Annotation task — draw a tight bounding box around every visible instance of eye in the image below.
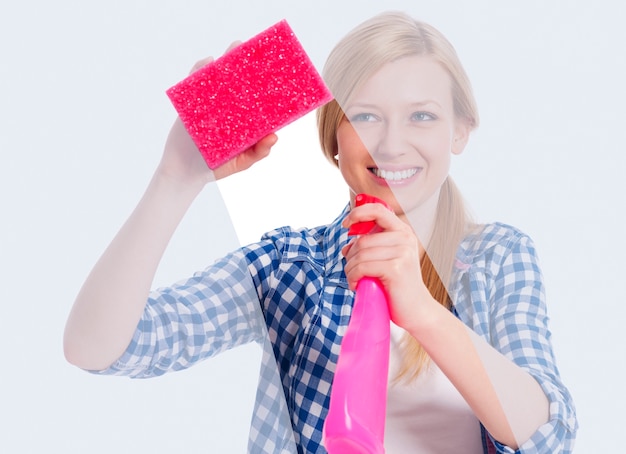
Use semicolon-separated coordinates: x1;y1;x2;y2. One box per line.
411;111;437;121
349;112;379;122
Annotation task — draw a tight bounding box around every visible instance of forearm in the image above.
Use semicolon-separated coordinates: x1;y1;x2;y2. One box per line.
64;171;204;371
409;301;549;449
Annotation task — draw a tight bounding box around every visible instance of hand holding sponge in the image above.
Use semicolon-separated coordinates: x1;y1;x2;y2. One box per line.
167;20;333;169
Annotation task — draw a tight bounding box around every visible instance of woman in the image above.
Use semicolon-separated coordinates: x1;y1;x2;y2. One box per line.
64;11;577;453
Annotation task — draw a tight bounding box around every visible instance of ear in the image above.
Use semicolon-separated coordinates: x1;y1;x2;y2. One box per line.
451;119;471;155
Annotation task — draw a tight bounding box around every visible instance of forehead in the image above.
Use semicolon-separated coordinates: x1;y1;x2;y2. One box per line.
348;56;453;108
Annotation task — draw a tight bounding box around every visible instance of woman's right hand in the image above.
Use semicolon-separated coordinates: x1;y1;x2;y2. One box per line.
158;50;278;188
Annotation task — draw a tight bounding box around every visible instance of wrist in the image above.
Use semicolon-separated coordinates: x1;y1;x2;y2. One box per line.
153;163;208;197
141;169;206;220
402;292;450;343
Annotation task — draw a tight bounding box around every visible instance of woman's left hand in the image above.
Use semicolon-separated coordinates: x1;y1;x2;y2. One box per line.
341;202;437;332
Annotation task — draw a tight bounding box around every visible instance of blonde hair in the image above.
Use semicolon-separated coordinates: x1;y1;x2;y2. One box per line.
316;11;479;381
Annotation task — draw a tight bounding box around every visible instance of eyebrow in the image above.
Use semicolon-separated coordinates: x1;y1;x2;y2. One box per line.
347;100;443;109
408;100;443;109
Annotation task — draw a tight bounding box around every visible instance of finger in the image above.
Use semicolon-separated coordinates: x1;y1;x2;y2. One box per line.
343;202;400;231
225;40;242;53
345;244;414;278
341;242;353;258
189;40;241;75
232;134;278;171
255;133;278;150
189;56;214;74
345;239;408;268
246;134;278;163
344;203;392;227
344;258;394;290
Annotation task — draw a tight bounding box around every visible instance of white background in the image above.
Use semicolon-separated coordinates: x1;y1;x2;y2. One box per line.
1;1;624;452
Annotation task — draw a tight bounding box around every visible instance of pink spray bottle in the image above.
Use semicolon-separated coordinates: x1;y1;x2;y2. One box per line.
323;193;391;454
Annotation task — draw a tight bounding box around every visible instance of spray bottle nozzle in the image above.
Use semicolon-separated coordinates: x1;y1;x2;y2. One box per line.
348;194;392;236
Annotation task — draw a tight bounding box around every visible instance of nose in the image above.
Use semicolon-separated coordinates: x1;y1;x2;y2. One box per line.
368;120;410;162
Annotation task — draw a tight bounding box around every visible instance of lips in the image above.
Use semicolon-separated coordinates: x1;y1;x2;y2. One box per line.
369;167;420;182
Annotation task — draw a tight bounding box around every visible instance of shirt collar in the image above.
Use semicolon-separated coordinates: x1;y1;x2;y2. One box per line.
323;203;351;284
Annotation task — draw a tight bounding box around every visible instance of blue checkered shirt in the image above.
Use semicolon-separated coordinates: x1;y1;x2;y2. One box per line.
95;204;577;453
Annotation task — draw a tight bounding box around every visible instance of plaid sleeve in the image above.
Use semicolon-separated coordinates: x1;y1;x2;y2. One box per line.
90;249;265;378
486;232;578;453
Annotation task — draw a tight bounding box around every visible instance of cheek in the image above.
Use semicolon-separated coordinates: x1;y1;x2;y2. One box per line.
337;123;368;157
411;127;454;163
347;123;384;152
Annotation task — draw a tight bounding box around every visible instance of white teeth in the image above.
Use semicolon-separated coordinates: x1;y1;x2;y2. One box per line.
372;168;418;181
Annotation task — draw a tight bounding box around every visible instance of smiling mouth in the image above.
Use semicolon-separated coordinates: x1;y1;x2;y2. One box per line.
369;167;419;182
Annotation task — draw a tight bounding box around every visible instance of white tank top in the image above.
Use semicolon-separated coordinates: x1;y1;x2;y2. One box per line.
385;323;484;453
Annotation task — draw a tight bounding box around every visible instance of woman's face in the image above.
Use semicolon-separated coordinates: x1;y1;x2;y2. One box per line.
336;56;470;220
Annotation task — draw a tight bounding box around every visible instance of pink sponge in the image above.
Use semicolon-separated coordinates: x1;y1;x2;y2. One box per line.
166;19;333;169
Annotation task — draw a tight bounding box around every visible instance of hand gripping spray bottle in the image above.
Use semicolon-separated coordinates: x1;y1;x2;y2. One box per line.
323;194;391;454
